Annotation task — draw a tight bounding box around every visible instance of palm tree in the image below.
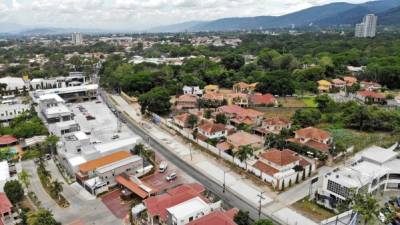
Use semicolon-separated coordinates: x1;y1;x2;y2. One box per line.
50;180;63;201
18;169;31;189
235;145;254;170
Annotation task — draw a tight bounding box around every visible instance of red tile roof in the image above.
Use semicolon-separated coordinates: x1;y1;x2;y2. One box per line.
217;142;231;152
187;210;238;225
0;135;17;146
218;105;244;115
198;123;226;134
227;131;263;147
343;76;357;83
357;91;385;99
295;127;331;140
287;138;330;153
253;161;279;176
115;175;148;199
259;149;300;166
331;79;346;85
177;94;198;102
0;192;12;215
202;92;224;101
174;113;190;123
144;183;205;222
250;94;276;105
263;117;291;126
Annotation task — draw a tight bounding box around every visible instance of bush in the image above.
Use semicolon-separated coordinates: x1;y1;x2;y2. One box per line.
4;180;24;204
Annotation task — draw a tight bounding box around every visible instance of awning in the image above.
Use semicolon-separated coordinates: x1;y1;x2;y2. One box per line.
116;175;148;199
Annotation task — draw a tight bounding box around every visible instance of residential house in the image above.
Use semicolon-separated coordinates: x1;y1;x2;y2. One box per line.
144;183;206;225
226;93;249;107
255;118;292;136
176;94;198;111
203;85;219;94
187;209;238;225
331;79;346;89
317;80;332;93
201;92;224;106
233;82;257;94
250;93;277;107
360;81;382;91
287;127;332;155
197;123;227;140
173;113;192;128
224;131;263;152
356;91;386;104
0;193;12;225
217;105;264;127
343;76;358;86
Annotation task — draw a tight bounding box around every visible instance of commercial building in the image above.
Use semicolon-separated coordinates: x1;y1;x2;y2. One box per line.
32;84;98;103
355;14;378;38
0;76;27;91
0;103;30;123
37;94;74;123
72;32;83;45
316;144;400;209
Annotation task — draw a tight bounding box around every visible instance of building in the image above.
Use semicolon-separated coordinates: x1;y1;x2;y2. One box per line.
0;135;18;147
317;80;332;93
0;103;30;123
225;131;263;152
217;105;264;127
144;183;206;225
0;76;27;91
360;81;382;91
72;32;83;45
316;144;400;209
287;127;332;155
250;93;277;107
32;84;98;103
166;197;221;225
197;123;227;140
186;209;238;225
343;76;358;86
255;117;292;136
183;86;203;96
0;192;12;225
331;79;346;89
176;95;198;111
355;14;378;38
356;90;385;104
226;93;249;108
76;151;143;195
233;82;257;94
173;113;193;128
203;85;219;94
38;93;74;124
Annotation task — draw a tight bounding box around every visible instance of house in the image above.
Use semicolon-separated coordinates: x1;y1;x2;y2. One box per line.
331;79;346;89
203;85;219;94
317;80;332;93
360;81;382;91
255;118;292;136
176;94;198;111
356;91;386;104
75;151;143;195
343;76;357;86
166;196;221;225
0;76;27;91
187;209;238;225
226;93;249;107
217;105;264;127
250;93;277;107
173;113;192;128
225;131;263;152
201;92;224;103
183;86;203;96
0;103;30;123
0;135;18;147
287;127;332;154
233;82;257;94
0;193;12;225
144;183;205;225
197;123;227;140
347;66;366;75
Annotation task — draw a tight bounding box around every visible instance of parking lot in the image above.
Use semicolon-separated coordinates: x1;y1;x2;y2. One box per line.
101;190;132;219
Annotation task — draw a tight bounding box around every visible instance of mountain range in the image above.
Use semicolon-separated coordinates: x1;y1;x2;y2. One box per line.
150;0;400;32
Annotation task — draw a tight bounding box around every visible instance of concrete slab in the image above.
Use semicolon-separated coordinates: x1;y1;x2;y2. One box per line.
273;207;318;225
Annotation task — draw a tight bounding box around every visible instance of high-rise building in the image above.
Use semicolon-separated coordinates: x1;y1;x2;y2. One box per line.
355;14;378;38
71;32;83;45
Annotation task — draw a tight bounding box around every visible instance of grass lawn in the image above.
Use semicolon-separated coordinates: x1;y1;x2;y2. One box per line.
301;97;317;107
258;107;298;120
318;124;400;153
278;97;307;107
292;197;336;222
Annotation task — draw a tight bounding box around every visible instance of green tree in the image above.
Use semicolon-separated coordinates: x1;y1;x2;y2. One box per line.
4;180;24;204
216;113;227;124
50;180;63;201
252;219;274;225
221;54;245;71
292;108;321;127
187;114;198;129
138;87;171;115
18;169;32;189
234;210;250;225
352;193;379;225
235;145;254;170
204;110;212;119
27;209;61;225
315;94;334;113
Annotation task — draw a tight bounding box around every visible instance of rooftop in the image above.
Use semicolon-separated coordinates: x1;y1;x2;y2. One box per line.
295;127;331;140
79;151;132;173
167;196;209;219
227;131;263;147
198;123;226;134
259;149;300;166
187;209;238;225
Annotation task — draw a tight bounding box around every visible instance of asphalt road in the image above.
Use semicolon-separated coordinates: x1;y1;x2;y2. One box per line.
100;90;282;224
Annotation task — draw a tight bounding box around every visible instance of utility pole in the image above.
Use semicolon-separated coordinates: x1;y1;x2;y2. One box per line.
257;191;266;219
223;169;230;193
189;143;193;161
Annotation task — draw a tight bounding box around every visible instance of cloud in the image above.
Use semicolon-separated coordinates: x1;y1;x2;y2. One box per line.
0;0;371;30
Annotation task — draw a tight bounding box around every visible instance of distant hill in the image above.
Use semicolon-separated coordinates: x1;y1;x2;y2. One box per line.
149;0;400;32
149;21;207;33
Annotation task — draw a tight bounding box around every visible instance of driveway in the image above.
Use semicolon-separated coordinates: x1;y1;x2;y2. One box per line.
22;160;123;225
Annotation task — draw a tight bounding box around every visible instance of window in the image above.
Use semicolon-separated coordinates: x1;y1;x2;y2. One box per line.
327;180;350;198
189;217;193;222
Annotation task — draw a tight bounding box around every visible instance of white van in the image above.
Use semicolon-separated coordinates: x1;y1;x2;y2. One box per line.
159;161;168;173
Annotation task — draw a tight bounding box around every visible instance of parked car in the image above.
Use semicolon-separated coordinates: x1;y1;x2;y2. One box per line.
159;161;168;173
165;172;177;181
111;134;120;140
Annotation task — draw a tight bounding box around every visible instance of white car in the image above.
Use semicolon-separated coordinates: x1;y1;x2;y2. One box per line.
165;173;177;181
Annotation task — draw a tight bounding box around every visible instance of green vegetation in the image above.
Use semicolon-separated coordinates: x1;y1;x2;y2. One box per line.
0;112;48;138
4;180;24;204
27;209;61;225
233;210;275;225
292;197;336;221
37;162;69;208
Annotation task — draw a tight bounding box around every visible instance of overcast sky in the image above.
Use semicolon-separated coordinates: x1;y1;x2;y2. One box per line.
0;0;372;30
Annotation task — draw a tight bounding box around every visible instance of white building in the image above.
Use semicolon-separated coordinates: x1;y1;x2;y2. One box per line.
183;86;203;96
38;94;74;124
317;144;400;209
32;84;98;103
0;76;27;91
166;197;221;225
355;14;378;38
72;32;83;45
0;103;30;123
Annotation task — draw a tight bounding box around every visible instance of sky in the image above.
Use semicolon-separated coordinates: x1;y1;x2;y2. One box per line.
0;0;372;30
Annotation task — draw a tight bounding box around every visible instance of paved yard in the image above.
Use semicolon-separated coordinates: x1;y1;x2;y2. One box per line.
101;190;131;219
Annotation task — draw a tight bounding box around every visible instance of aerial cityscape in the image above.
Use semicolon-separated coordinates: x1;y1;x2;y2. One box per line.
0;0;400;225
